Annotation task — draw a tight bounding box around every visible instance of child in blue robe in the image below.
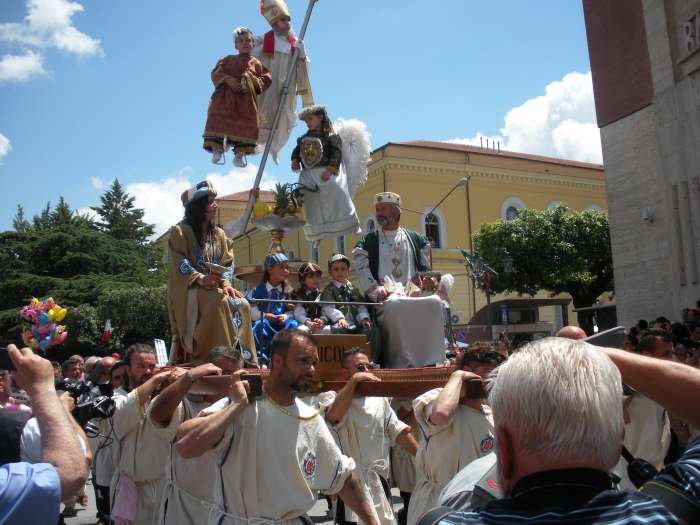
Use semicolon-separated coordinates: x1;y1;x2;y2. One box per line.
246;253;298;364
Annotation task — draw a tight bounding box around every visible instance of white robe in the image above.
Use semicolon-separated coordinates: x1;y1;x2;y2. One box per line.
615;393;670;490
252;33;312;165
406;389;495;525
390;398;421;494
201;394;370;525
300;166;361;241
318;393;408;525
353;229;445;368
148;396;215;525
110;389;170;525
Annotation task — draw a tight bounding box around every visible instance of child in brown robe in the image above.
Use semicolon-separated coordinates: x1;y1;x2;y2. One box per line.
203;27;272;167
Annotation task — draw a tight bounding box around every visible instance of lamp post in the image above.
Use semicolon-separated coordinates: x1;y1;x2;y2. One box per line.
465;250;513;341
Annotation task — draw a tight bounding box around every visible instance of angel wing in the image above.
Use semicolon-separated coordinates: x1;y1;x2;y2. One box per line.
333;117;372;198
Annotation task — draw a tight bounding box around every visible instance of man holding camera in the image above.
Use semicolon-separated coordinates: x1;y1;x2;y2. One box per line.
0;344;89;525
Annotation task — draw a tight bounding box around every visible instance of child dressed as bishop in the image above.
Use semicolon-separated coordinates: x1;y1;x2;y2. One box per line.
203;27;272;167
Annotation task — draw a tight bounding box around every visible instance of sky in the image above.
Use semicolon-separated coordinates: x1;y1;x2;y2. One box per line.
0;0;598;238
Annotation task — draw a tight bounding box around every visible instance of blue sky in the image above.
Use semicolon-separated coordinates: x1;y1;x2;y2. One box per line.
0;0;597;236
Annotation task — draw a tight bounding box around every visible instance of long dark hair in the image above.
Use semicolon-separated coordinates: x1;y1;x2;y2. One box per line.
184;196;215;246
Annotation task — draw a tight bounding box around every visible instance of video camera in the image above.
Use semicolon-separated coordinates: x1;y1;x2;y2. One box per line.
55;362;115;428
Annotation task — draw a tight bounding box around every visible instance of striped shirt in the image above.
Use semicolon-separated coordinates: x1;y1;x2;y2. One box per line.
437;436;700;525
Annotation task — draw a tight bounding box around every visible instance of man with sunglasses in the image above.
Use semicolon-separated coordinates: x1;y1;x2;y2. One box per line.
147;346;242;525
320;347;419;525
406;344;505;525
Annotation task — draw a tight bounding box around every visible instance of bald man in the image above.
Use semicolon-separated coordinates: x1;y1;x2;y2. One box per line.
99;357;117;383
556;326;587;340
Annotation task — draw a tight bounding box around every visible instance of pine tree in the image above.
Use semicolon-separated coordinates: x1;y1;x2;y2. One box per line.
90;179;155;243
32;202;52;230
12;204;30;232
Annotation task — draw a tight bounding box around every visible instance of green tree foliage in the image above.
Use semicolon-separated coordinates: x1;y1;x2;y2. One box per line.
12;205;30;233
97;286;169;353
90;179;155;243
0;196;166;352
472;204;614;316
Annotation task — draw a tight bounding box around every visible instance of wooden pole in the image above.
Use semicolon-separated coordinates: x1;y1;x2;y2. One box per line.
238;0;319;236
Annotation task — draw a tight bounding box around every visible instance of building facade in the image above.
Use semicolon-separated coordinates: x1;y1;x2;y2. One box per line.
583;0;700;328
220;140;608;343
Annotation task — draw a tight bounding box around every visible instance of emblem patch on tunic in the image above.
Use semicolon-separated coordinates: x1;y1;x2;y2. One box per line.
480;433;495;454
302;451;316;479
300;136;323;169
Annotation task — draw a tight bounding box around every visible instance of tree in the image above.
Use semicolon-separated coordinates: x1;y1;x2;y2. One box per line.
90;179;155;243
12;205;30;232
471;204;614;327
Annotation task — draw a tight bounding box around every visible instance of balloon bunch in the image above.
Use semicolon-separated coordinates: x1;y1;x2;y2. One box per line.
20;297;68;352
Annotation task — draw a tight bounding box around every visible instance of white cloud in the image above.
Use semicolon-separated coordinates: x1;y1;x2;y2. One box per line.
124;164;279;238
75;206;97;220
0;133;10;164
0;0;101;83
447;71;602;164
91;176;105;189
0;50;46;83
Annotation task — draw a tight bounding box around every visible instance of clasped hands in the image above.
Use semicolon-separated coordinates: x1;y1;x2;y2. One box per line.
201;272;243;299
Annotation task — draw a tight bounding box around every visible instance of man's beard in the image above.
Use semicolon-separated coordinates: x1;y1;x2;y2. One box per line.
127;371;151;390
289;375;312;394
377;214;395;228
272;26;295;39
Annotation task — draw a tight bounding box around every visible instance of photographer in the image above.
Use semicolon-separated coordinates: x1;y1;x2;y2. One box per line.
0;344;88;524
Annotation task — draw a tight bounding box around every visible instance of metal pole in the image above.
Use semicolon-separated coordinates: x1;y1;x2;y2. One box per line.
486;287;492;341
238;0;318;236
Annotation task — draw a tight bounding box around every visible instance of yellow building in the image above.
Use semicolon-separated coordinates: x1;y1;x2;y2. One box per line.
219;140;608;343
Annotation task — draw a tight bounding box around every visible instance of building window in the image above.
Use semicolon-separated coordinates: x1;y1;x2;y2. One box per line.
500;197;526;220
287;247;296;260
425;214;441;248
420;207;446;249
309;243;319;264
546;201;560;210
335;235;346;255
363;214;376;233
585;204;604;212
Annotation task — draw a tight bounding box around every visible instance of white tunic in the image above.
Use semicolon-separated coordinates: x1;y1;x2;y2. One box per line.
201;394;366;525
252;33;311;164
319;393;408;525
407;389;495;525
615;393;670;490
110;389;170;525
390;398;421;494
148;396;215;525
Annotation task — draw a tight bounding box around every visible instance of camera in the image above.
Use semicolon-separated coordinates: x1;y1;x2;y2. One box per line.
55;363;115;428
0;347;16;372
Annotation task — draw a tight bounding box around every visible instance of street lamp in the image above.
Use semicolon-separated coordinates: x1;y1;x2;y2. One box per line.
464;250;513;341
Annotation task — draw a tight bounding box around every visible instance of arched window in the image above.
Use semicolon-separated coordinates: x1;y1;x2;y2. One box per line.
500;197;526;220
363;214;376;234
420;207;446;249
586;204;604;212
287;246;296;260
546;201;561;210
335;235;346;255
309;243;320;264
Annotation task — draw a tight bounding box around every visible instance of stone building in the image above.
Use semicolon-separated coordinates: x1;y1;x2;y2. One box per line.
582;0;700;327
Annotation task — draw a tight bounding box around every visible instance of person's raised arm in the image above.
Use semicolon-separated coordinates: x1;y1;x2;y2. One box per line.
149;364;221;425
395;428;419;456
8;344;88;501
429;370;476;426
325;372;379;424
602;347;700;429
176;370;249;459
336;473;379;525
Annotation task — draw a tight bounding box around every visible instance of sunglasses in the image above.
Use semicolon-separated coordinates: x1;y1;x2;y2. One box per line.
354;363;377;372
